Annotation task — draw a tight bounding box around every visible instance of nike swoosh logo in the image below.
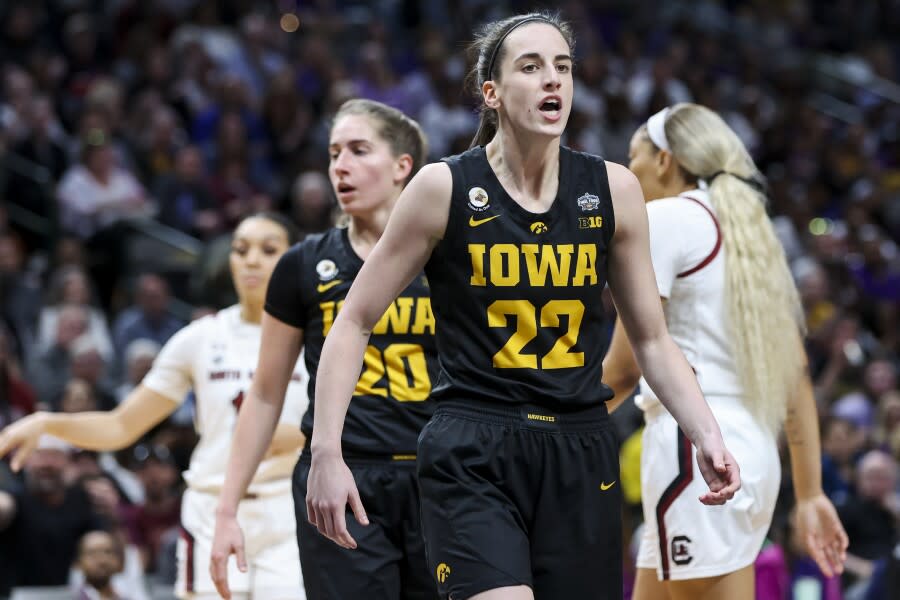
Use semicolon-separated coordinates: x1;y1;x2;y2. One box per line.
600;481;616;491
317;280;343;293
469;214;501;227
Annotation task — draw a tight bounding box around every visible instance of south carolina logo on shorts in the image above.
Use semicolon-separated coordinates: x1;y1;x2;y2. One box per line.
671;535;693;566
468;187;490;212
436;563;451;583
316;259;339;281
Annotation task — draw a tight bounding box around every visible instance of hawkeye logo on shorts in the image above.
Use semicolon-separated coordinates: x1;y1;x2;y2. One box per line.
436;563;451;583
316;259;339;281
468;186;490;212
578;216;603;229
577;192;600;211
527;413;556;423
530;221;548;234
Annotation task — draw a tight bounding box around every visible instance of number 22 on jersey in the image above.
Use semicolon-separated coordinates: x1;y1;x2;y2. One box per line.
489;299;585;369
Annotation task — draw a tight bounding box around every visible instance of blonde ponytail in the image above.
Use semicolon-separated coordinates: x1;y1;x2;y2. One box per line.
665;103;805;432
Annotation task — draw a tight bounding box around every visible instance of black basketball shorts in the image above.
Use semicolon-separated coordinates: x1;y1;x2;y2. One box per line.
417;400;623;600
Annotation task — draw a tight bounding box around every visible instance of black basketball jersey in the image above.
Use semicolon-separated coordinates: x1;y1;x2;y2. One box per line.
424;145;616;409
265;227;437;456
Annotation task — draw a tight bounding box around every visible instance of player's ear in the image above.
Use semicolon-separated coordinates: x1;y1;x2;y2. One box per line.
655;149;674;179
392;153;414;185
483;80;500;110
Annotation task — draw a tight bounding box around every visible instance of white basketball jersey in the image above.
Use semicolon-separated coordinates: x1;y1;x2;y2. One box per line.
636;190;743;411
143;305;309;495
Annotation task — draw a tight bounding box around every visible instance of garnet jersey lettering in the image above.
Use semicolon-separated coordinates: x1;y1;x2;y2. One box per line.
141;305;309;495
425;146;616;408
265;227;437;455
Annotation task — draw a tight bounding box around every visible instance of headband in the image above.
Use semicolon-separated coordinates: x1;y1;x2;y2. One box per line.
646;107;670;152
487;16;554;81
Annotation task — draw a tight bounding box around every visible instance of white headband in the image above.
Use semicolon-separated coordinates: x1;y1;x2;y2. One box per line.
646;107;671;152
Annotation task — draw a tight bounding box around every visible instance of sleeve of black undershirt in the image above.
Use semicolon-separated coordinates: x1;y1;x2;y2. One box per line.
264;244;308;330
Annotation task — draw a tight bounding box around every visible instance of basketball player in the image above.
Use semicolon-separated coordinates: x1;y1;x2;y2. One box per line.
602;103;848;600
210;99;439;600
295;13;741;600
0;213;308;600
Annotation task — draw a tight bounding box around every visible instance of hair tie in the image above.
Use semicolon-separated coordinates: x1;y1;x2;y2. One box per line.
707;171;766;193
487;16;554;81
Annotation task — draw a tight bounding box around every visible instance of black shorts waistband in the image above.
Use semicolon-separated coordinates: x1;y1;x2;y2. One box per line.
434;398;610;431
299;446;417;465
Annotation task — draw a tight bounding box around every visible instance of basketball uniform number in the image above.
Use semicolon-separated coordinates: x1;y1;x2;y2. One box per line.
354;344;431;401
488;299;585;369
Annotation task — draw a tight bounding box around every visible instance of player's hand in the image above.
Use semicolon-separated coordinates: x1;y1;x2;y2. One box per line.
794;493;848;578
0;412;50;472
306;449;369;549
209;510;247;599
694;435;741;505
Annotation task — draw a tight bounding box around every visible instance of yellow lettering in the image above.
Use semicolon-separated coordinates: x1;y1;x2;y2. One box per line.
320;301;335;336
522;244;573;287
354;346;388;397
527;413;556;422
384;344;431;401
489;244;520;286
373;297;414;335
468;244;487;286
320;300;347;335
410;298;436;335
572;244;598;287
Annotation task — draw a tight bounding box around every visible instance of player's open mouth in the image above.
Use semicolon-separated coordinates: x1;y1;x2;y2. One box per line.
539;96;562;121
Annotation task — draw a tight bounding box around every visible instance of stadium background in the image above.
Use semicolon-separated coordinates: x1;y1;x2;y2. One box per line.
0;0;897;598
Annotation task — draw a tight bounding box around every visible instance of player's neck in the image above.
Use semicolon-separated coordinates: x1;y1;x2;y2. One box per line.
240;303;264;324
486;133;560;204
347;203;393;260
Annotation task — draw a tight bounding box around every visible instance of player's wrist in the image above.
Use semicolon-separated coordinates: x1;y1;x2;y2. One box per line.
215;502;239;518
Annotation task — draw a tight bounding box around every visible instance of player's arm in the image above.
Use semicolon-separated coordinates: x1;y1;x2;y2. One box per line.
217;315;304;517
785;333;848;576
0;385;178;471
603;309;652;413
307;162;451;548
604;162;739;504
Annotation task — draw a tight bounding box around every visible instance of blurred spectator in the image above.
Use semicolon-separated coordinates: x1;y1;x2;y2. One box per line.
0;230;41;356
72;530;129;600
0;440;107;591
821;416;865;502
115;339;161;405
0;324;35;430
289;171;336;239
60;378;98;414
5;94;69;227
133;105;186;185
27;304;90;408
57;135;151;240
262;67;314;174
121;444;180;574
112;274;183;358
68;335;117;412
37;266;114;363
153;145;222;239
837;450;899;582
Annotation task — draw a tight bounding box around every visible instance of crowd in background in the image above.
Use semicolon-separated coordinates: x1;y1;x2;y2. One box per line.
0;1;898;598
